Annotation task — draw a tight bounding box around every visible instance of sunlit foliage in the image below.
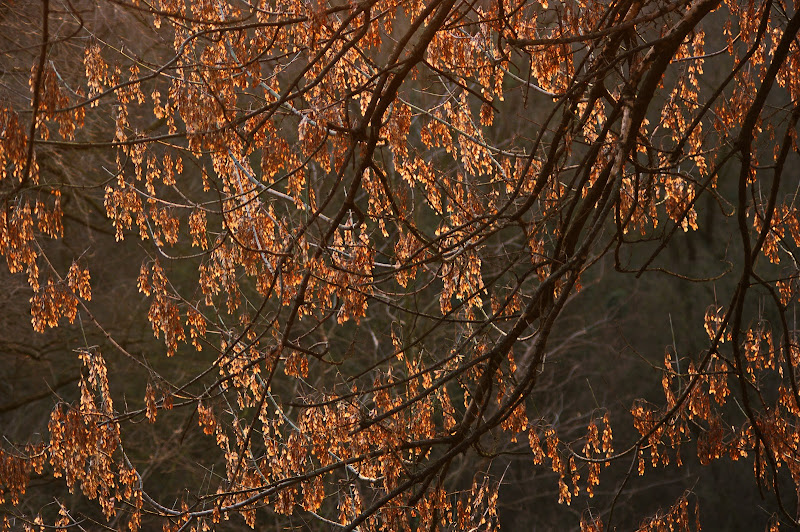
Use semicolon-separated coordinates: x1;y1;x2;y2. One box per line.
1;0;800;529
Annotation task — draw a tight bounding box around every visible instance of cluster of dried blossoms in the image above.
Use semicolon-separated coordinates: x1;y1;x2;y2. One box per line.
1;0;800;529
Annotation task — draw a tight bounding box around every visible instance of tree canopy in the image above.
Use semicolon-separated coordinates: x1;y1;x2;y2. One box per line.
1;0;800;529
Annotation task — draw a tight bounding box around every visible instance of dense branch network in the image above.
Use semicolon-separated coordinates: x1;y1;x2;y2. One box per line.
1;0;800;530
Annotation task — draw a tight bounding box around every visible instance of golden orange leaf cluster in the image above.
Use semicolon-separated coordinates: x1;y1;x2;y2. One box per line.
1;0;800;530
